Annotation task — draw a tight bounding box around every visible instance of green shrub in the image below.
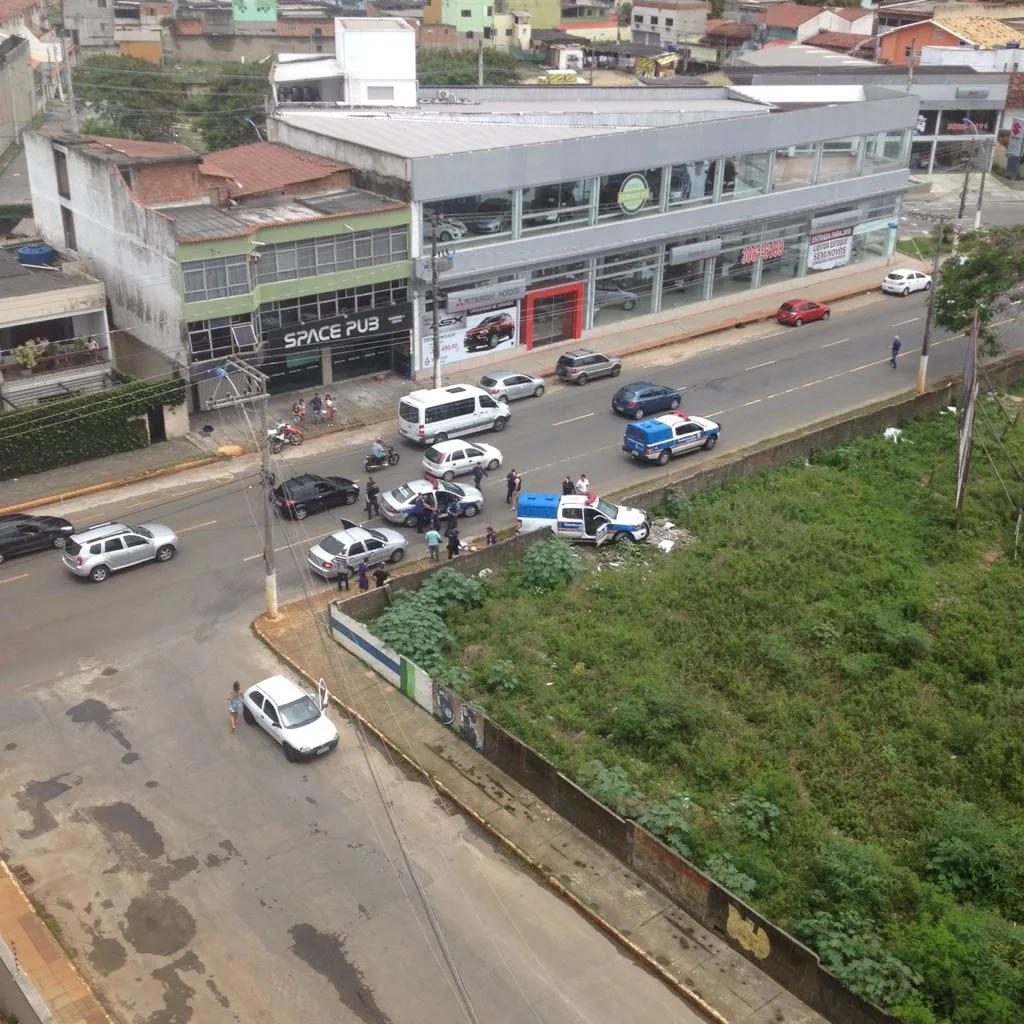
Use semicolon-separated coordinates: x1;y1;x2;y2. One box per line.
519;538;579;591
480;659;521;697
703;853;758;902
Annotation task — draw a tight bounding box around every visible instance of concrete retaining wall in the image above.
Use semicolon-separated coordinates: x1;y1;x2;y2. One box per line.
0;938;52;1024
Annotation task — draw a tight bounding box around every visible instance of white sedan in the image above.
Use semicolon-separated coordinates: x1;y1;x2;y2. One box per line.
882;269;932;296
422;439;503;481
242;675;339;762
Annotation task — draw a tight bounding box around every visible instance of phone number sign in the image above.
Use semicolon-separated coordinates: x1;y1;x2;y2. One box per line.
739;240;784;265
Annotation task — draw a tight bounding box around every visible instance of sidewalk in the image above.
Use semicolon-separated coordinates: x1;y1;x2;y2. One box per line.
254;596;829;1024
0;256;911;514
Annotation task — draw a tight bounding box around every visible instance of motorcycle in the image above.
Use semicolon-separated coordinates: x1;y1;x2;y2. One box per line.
363;445;401;472
268;422;304;455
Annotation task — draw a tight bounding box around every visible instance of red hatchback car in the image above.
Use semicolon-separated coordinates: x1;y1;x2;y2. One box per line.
776;299;831;327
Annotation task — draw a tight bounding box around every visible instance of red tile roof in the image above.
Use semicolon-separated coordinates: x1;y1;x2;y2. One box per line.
832;7;865;23
0;0;39;22
85;137;196;160
758;2;824;29
804;29;872;51
705;19;754;40
200;142;350;199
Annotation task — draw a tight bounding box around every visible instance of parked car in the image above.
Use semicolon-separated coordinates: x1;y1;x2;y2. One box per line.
882;269;932;296
594;282;640;311
556;349;622;385
434;216;468;243
776;299;831;327
307;525;407;581
611;382;682;419
468;198;512;234
479;370;546;402
242;675;338;762
272;474;359;520
62;521;178;583
464;313;516;352
423;439;503;481
0;513;75;565
378;479;484;527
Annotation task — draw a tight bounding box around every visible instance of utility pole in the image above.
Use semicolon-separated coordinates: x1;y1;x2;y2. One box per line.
917;219;944;395
430;213;442;388
477;40;484;86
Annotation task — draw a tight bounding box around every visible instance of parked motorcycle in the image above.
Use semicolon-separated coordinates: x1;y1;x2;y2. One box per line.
268;422;304;455
363;445;400;472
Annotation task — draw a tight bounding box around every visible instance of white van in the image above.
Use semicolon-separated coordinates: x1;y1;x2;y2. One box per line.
398;384;511;445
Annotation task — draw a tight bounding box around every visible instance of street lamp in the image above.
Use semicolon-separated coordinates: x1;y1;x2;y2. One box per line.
962;117;991;231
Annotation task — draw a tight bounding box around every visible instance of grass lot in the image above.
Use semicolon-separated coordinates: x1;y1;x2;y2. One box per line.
373;395;1024;1024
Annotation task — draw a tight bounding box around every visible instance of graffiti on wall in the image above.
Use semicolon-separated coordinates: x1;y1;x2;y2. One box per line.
726;904;771;959
432;683;484;751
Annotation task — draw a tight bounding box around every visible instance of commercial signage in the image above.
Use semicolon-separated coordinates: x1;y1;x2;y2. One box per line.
445;279;527;312
1009;118;1024;159
669;239;722;264
617;174;651;214
232;0;277;22
808;227;854;272
739;240;784;266
810;210;861;233
421;302;521;369
956;89;990;99
267;303;413;350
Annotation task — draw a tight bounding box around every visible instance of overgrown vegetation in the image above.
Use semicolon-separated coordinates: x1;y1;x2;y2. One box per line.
0;373;185;479
416;47;521;86
373;399;1024;1023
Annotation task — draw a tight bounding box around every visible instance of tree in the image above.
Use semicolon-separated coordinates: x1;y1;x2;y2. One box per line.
73;56;183;141
184;63;272;152
618;3;633;27
934;226;1024;356
416;47;519;87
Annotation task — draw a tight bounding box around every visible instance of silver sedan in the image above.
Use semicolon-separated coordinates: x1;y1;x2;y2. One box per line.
307;525;407;580
480;370;546;402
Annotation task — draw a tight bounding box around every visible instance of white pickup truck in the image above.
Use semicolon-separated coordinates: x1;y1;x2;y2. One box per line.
515;492;650;545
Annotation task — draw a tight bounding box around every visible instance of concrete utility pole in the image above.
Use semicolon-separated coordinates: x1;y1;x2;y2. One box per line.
430;213;442;388
477;40;484;86
917;219;944;395
961;117;990;231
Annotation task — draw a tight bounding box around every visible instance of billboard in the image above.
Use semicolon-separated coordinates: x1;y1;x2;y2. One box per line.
421;303;521;369
232;0;277;23
808;227;854;272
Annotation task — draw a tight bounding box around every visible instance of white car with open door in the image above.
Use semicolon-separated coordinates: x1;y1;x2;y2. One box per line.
242;675;338;762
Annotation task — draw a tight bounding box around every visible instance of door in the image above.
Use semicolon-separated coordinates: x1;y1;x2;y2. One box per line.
14;524;46;555
313;482;335;511
122;534;152;566
447;448;468;475
102;537;130;569
583;507;609;540
259;696;284;743
508;375;532;400
363;539;385;565
674;423;704;452
523;283;583;350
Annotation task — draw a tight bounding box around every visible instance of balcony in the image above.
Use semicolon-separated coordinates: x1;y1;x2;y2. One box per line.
0;345;114;409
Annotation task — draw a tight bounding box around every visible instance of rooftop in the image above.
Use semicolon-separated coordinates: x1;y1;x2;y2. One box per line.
164;187;404;242
0;0;39;21
757;2;826;29
736;44;877;69
39;132;197;166
337;16;411;30
934;15;1024;46
0;249;102;302
199;141;350;199
804;30;873;51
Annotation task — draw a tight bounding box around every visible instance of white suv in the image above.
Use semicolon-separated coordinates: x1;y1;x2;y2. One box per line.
62;521;179;582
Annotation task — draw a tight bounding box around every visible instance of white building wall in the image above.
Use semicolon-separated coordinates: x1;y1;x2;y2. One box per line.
25;134;186;367
335;19;417;106
921;45;1024;72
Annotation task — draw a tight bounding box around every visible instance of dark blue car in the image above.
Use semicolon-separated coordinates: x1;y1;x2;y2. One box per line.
611;381;682;420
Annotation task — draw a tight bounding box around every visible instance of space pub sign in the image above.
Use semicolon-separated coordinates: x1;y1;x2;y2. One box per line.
266;304;414;351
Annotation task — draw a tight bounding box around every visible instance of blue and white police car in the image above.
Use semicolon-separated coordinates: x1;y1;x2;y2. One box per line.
622;412;721;465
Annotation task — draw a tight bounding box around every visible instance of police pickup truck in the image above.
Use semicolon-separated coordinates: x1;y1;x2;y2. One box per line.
516;492;650;544
622;412;720;465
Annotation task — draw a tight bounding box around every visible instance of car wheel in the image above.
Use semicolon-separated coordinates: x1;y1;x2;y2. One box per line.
442;470;455;482
492;417;507;433
577;374;589;386
294;506;308;520
53;536;67;549
488;335;499;349
463;504;479;518
533;384;545;398
657;449;670;466
404;514;418;528
389;548;405;564
0;552;5;565
794;318;803;327
633;408;644;420
434;433;448;443
703;434;718;451
925;281;932;291
155;544;176;562
610;364;621;377
669;398;680;410
342;492;357;505
902;286;910;296
283;743;298;762
90;564;110;583
622;299;636;311
822;311;830;321
486;458;500;471
613;530;635;544
439;230;455;242
636;523;650;541
242;706;255;726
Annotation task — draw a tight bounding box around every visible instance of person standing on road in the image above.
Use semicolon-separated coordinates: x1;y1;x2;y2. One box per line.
334;558;350;592
412;495;426;533
446;527;461;560
890;335;901;369
506;468;517;505
425;526;441;562
365;478;380;518
357;560;369;592
324;393;335;424
297;398;306;427
310;392;323;424
471;463;487;488
575;473;590;496
372;566;390;588
227;681;242;733
512;471;523;511
562;475;575;496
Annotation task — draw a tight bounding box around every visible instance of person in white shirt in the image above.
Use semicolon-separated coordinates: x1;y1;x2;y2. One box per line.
575;474;590;495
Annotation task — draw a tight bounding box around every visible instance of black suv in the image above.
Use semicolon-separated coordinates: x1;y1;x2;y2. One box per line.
273;474;359;520
464;313;516;352
556;349;622;386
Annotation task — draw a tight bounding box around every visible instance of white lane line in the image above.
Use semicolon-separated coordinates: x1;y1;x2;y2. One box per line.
0;573;29;585
243;543;293;563
552;412;595;427
177;519;217;533
821;337;851;349
745;360;775;372
743;398;764;407
893;317;920;327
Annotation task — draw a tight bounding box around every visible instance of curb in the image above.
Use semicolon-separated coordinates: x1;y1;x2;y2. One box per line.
1;278;889;515
251;615;732;1024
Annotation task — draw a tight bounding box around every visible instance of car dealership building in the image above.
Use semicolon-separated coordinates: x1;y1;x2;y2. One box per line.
271;20;919;377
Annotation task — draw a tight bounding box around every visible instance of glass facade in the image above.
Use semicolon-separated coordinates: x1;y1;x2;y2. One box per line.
522;178;593;235
718;152;771;200
818;135;865;186
772;144;816;192
253;227;408;284
668;162;714;210
182;255;249;303
423;189;515;248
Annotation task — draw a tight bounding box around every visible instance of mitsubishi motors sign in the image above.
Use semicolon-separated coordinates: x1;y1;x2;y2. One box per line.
808;227;854;272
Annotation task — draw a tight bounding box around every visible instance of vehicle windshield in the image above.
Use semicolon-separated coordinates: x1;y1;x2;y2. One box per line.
367;529;388;541
279;695;322;729
398;401;419;423
132;526;154;538
445;482;466;497
595;497;618;518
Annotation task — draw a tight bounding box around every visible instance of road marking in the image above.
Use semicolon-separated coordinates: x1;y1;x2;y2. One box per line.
743;398;764;407
0;573;29;585
552;412;595;427
893;317;920;327
177;519;217;533
821;337;851;349
243;543;294;563
745;360;775;371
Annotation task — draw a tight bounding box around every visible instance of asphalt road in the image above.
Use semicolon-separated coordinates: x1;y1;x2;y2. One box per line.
2;289;1022;1024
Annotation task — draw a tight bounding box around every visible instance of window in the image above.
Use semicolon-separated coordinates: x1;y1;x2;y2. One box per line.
863;129;906;174
264;705;280;726
904;46;913;57
181;255;249;302
61;206;77;249
522;178;594;234
249;692;264;711
716;151;771;201
633;14;643;24
125;536;148;549
484;26;493;38
650;16;658;25
665;17;673;26
486;5;493;13
187;315;255;362
253;227;407;284
771;143;816;191
466;30;475;38
668;162;713;210
817;135;865;185
104;539;124;553
367;85;394;102
424;190;515;248
598;169;661;221
54;150;70;199
461;7;471;14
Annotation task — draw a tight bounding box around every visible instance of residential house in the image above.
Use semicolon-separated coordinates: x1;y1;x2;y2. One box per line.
756;3;837;43
702;17;754;56
0;34;34;161
803;30;873;56
877;15;1024;66
25;132;414;407
631;1;707;49
420;0;537;48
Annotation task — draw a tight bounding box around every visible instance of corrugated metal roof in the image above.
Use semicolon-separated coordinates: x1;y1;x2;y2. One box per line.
0;250;102;300
273;57;341;83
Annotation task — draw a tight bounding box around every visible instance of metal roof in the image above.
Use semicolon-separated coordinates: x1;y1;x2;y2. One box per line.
0;249;103;301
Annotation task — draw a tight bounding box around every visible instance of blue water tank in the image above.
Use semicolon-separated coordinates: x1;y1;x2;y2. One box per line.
17;244;55;267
